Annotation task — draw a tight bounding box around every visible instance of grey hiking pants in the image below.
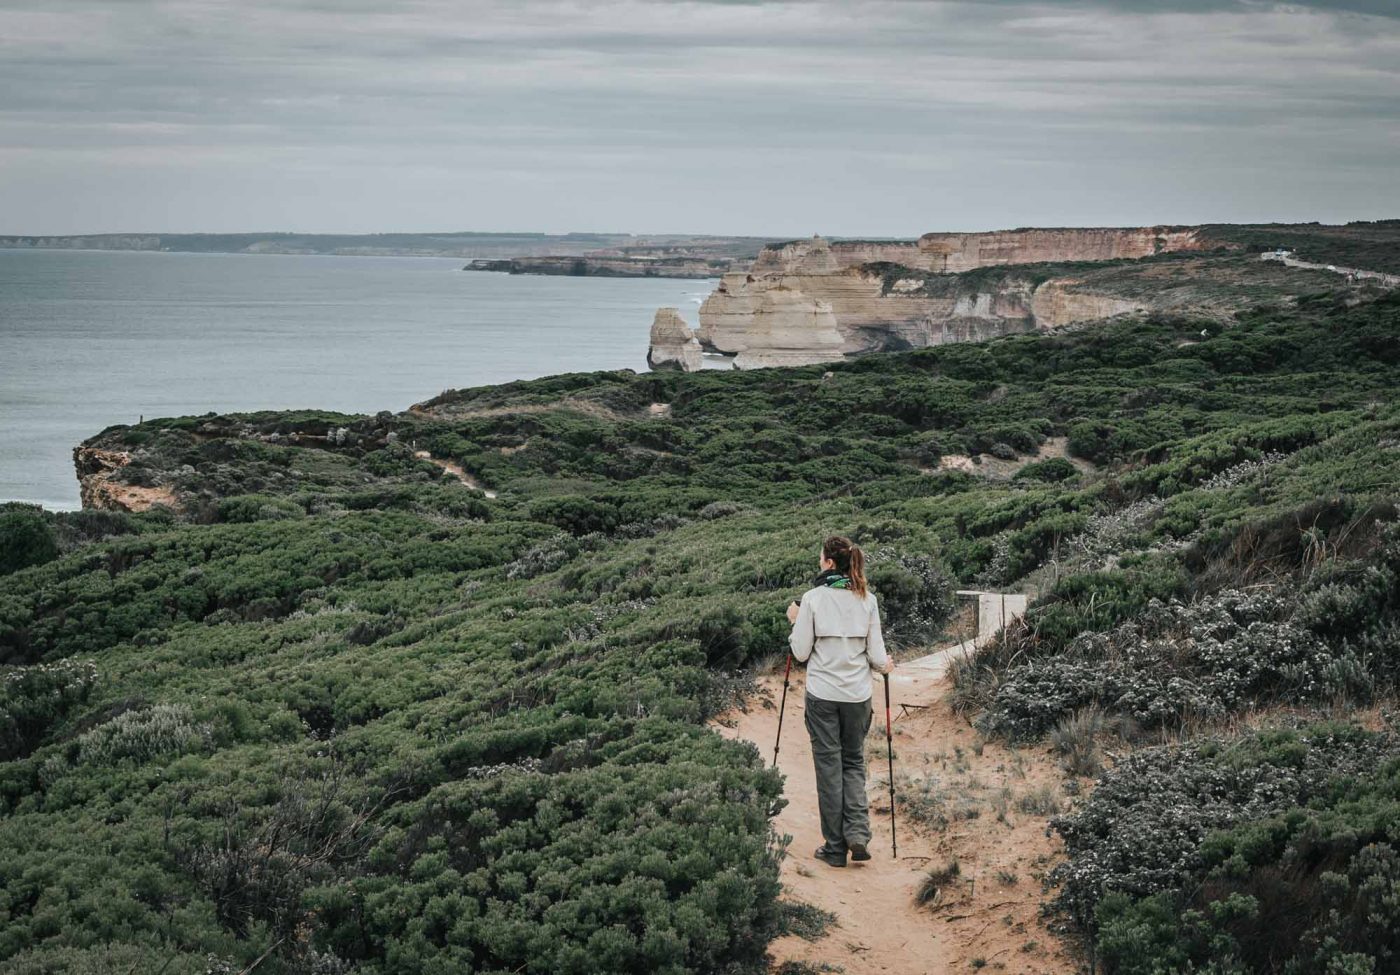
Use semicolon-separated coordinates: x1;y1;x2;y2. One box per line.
804;692;873;850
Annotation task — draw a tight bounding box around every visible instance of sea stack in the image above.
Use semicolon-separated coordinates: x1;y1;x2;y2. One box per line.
646;307;704;372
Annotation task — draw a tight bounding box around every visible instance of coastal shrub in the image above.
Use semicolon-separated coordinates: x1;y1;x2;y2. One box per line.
528;495;623;535
698;500;746;520
1084;746;1400;974
1049;723;1400;932
982;585;1371;739
505;531;581;580
1012;457;1078;483
999;563;1189;657
217;493;305;523
311;720;785;974
969;419;1051;456
865;549;955;646
0;506;59;575
76;702;212;765
0;659;98;760
360;441;429;478
1067;420;1114;465
963;518;1400;733
51;507;140;553
1298;537;1400;684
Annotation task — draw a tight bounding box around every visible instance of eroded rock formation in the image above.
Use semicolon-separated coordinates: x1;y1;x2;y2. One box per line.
646;308;704;372
73;446;178;512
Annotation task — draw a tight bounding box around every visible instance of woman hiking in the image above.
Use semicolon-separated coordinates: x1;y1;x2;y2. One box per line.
785;535;893;867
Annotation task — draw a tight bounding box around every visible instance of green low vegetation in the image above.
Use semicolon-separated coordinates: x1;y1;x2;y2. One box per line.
2;288;1398;973
1203;220;1400;275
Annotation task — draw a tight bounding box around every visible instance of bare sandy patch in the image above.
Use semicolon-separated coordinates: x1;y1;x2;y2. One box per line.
932;438;1093;482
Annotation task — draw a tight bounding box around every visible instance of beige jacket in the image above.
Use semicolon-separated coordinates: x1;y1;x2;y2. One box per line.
788;585;889;703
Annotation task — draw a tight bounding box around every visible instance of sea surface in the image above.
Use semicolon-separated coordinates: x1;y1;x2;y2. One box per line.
0;249;717;510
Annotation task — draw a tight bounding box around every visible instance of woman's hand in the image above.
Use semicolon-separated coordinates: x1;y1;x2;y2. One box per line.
786;601;800;624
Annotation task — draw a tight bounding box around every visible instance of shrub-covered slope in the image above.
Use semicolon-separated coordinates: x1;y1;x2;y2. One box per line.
1;290;1398;974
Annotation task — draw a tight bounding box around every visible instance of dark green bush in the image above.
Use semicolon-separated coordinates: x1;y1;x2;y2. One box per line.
1012;457;1078;483
0;507;58;575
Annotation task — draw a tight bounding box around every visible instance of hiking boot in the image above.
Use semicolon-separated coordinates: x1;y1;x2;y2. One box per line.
814;845;847;868
849;841;871;862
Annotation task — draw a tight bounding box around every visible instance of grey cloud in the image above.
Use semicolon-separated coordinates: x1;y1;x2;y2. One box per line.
0;0;1395;235
965;0;1399;14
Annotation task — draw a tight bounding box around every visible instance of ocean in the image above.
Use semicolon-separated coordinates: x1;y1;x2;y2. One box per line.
0;249;716;510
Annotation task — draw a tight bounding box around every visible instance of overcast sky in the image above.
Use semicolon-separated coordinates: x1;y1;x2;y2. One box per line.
1;0;1397;237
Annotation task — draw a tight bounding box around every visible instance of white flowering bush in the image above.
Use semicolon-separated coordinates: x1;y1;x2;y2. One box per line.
504;531;585;580
975;531;1016;587
1068;496;1166;569
1049;723;1400;930
76;702;213;765
697;500;747;520
982;586;1371;739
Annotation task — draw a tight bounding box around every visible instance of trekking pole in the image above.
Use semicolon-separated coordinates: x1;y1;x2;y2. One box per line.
772;653;793;768
883;672;897;858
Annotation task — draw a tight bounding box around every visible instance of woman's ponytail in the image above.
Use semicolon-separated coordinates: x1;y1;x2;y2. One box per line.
847;543;867;599
822;535;868;598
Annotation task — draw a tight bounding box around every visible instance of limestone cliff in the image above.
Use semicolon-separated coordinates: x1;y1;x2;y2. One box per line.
916;226;1207;272
729;289;846;370
1029;281;1143;329
73;446;178;512
752;227;1208;276
694;228;1219;362
699;262;1045;356
646;308;704;372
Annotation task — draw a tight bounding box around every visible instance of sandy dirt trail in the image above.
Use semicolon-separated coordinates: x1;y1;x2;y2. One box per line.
712;649;1079;975
412;449;498;497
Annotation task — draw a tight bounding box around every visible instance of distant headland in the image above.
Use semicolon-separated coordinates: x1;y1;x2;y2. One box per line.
0;230;772;264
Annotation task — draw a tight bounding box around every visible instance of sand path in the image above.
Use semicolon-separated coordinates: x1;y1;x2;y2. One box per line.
712;642;1078;975
412;450;498;498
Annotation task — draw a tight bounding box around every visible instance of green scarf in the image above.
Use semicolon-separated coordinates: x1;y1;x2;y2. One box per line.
814;569;849;589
